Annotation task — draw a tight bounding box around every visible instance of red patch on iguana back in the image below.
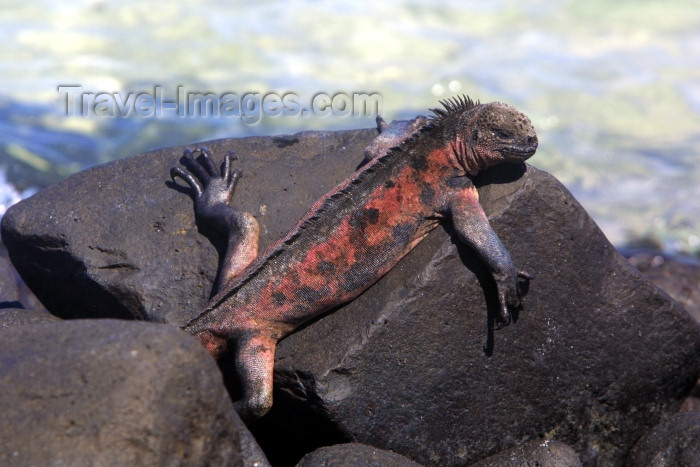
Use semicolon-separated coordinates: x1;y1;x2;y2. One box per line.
213;147;460;335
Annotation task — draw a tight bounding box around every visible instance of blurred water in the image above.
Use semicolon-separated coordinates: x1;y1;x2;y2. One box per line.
1;0;699;253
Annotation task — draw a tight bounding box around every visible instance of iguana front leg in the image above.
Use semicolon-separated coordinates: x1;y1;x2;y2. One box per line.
171;147;260;294
448;184;527;324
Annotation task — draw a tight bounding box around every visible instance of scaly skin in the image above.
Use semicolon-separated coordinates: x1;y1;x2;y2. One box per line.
171;95;538;419
361;114;430;165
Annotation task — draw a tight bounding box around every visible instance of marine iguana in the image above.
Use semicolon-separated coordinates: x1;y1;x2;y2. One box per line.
170;96;538;419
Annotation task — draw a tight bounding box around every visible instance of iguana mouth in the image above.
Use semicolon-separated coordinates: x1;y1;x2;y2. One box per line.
502;140;538;159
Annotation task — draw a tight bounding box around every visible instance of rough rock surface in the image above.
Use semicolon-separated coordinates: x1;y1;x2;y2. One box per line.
470;439;582;467
0;307;61;327
254;161;700;466
625;250;700;323
296;443;422;467
1;130;375;323
233;414;273;467
0;319;243;466
2;129;700;466
624;250;700;412
0;241;61;327
0;243;21;308
624;411;700;466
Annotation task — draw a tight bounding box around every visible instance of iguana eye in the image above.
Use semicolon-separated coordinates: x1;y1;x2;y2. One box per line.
494;129;512;139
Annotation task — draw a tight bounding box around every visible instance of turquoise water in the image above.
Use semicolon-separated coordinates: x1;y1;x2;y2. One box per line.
1;0;699;253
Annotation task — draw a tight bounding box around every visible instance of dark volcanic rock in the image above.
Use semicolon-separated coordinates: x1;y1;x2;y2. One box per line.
1;242;56;326
0;307;60;327
623;250;700;412
233;414;273;467
0;241;48;313
0;243;21;308
1;130;374;323
625;250;700;323
2;129;700;466
296;443;422;467
0;319;242;466
681;383;700;412
470;439;582;467
252;163;700;466
625;411;700;466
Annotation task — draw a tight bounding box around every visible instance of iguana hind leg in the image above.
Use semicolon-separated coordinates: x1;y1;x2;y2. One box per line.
233;332;276;419
171;147;260;294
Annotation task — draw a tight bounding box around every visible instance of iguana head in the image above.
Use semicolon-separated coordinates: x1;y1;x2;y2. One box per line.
434;96;538;175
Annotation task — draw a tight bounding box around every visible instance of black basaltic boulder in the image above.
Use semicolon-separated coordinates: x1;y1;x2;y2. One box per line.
2;128;699;466
296;443;422;467
0;319;245;466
